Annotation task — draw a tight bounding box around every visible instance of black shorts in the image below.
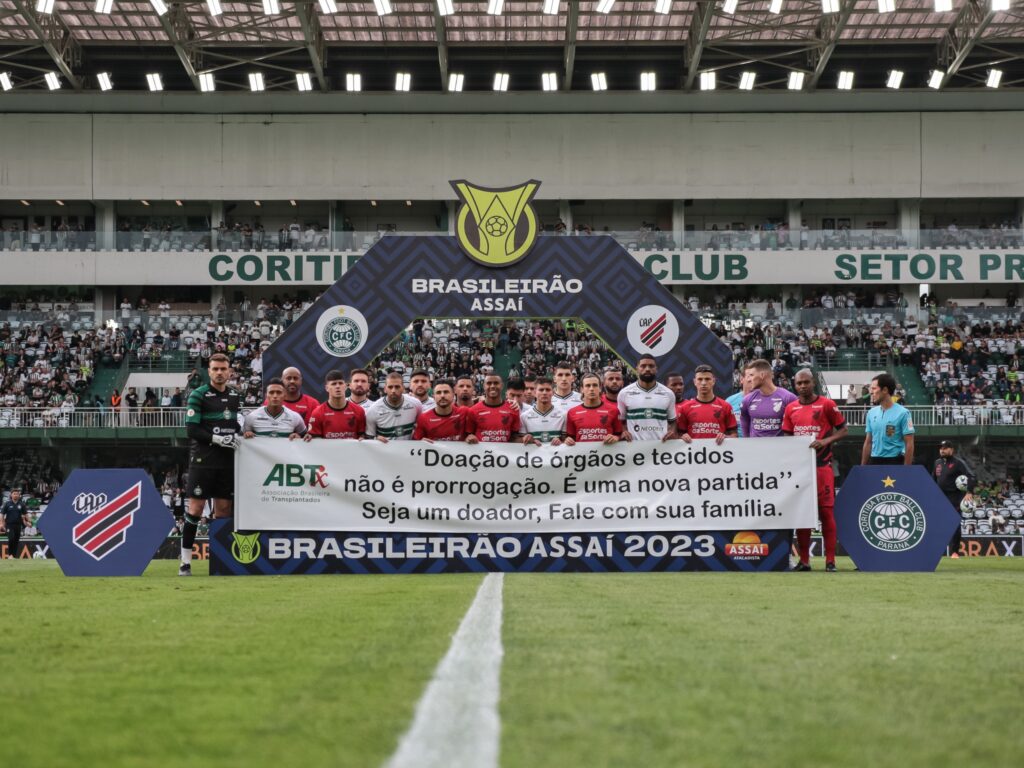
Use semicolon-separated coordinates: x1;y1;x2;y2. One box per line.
869;456;905;466
186;464;234;501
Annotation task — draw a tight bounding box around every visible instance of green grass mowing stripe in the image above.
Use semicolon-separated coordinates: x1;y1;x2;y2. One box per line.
4;561;483;768
501;559;1024;768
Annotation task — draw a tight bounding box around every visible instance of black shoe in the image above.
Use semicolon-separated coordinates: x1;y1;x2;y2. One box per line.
793;562;812;572
178;562;192;576
825;562;837;572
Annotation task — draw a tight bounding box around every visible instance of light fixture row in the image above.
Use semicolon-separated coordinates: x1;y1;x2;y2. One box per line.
3;69;1010;92
34;0;1015;16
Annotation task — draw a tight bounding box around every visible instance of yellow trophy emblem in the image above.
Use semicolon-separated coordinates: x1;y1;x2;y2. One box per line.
451;179;541;267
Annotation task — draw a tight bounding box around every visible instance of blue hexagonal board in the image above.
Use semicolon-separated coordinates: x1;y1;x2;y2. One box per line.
37;469;174;577
835;466;961;572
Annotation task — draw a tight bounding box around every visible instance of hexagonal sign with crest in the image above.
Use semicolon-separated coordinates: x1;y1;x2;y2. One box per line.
37;469;175;577
835;466;962;572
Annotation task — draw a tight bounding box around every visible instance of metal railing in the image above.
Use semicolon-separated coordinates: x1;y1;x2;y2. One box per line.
0;407;188;429
2;405;1022;431
839;405;1024;427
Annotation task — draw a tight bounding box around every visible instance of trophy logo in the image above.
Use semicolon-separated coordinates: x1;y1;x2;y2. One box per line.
231;531;262;564
451;179;541;267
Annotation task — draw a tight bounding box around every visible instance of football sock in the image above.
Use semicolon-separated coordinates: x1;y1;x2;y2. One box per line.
181;513;200;563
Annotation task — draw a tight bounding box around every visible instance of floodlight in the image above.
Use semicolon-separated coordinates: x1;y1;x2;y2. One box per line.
395;72;411;91
45;72;62;90
0;72;12;91
97;72;113;91
199;72;215;92
493;72;509;91
788;71;805;89
542;72;558;91
487;0;504;14
739;71;756;90
640;71;657;91
591;72;608;91
837;70;854;89
346;73;362;91
928;69;943;89
436;0;454;14
249;72;265;92
700;71;716;90
448;73;465;92
146;73;162;91
296;72;313;91
987;69;1003;88
596;0;616;11
886;70;904;89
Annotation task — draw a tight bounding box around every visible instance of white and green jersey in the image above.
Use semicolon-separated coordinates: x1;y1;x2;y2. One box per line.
365;394;422;440
242;405;307;438
617;381;676;441
519;404;566;443
414;396;436;411
551;391;583;414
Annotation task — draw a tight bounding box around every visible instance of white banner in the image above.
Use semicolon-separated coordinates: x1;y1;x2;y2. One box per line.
235;437;818;533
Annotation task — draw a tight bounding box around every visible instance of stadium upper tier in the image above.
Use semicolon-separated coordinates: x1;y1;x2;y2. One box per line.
2;226;1023;253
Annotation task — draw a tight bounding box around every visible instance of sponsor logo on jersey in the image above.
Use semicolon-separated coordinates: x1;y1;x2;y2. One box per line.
315;305;368;358
858;486;926;552
450;179;541;267
626;305;680;357
72;482;141;561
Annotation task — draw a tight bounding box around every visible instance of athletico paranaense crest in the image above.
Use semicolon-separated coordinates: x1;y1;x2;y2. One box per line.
72;482;142;561
451;179;541;267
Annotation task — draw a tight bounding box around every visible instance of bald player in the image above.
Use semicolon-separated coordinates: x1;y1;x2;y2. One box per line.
274;366;321;425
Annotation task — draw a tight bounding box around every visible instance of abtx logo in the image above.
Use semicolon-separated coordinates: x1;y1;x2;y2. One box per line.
263;464;330;488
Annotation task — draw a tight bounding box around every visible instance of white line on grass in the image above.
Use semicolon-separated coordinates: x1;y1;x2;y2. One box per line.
384;572;504;768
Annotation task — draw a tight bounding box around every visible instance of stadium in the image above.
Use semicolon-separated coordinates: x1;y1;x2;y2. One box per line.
2;2;1024;766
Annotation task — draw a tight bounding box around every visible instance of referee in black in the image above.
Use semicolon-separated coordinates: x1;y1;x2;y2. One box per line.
1;489;30;559
933;440;975;559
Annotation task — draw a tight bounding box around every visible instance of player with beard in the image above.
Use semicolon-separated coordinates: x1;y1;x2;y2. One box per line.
565;373;623;445
181;353;239;576
519;376;566;445
365;372;422;441
408;369;435;411
783;369;848;572
618;355;678;442
601;366;624;407
465;373;520;444
551;361;583;413
726;365;756;437
665;372;686;424
455;375;478;408
347;368;373;407
413;379;468;442
741;359;797;439
273;366;320;425
678;364;737;445
306;369;366;440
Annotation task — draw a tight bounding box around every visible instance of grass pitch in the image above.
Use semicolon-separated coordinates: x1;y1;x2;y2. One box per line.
5;558;1023;768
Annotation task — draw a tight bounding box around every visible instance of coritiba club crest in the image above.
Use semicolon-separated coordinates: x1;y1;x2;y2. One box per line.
451;180;541;267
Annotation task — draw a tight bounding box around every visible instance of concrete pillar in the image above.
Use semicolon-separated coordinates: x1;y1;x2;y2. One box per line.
898;199;921;249
672;200;685;249
787;200;803;234
558;200;573;233
447;201;457;235
1016;199;1024;229
210;201;224;249
94;201;115;250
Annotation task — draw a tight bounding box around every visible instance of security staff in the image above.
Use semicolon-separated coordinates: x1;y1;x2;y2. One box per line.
933;440;975;559
1;489;30;559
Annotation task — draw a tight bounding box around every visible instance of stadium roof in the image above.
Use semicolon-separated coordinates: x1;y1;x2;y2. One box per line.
0;1;1022;93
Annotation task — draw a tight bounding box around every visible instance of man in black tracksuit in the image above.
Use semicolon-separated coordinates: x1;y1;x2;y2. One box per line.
1;489;31;559
933;440;976;558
